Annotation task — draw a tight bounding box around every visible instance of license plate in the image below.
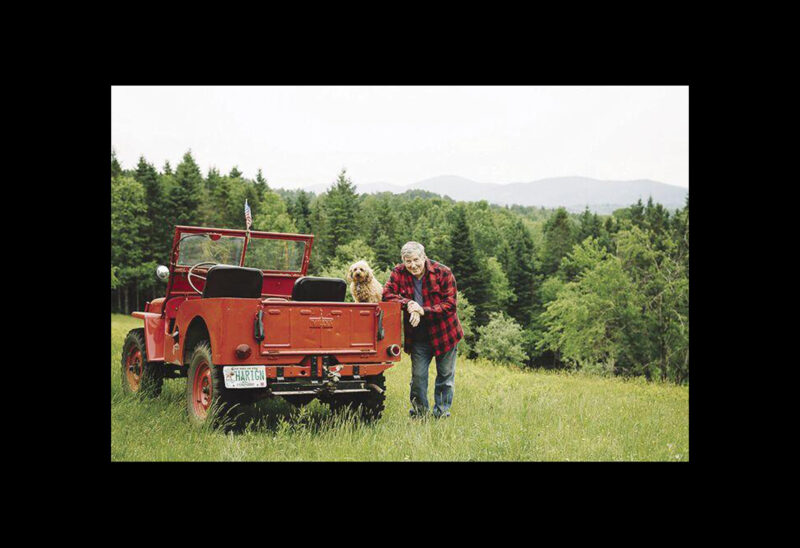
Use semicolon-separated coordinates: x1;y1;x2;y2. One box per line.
223;366;267;389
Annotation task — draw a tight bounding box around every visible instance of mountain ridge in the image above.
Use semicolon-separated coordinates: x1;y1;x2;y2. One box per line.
292;175;688;213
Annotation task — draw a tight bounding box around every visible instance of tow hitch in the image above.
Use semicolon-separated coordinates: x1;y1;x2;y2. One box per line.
267;374;369;397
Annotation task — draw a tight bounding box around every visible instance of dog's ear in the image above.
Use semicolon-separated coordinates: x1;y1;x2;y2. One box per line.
363;264;374;282
345;265;354;283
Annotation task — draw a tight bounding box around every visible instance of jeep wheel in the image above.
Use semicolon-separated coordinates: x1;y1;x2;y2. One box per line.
121;329;163;397
327;374;386;422
186;342;239;427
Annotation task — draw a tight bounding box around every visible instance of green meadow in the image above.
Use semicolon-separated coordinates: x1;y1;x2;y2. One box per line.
111;314;688;461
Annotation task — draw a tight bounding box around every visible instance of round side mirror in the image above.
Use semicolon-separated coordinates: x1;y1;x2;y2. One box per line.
156;265;169;281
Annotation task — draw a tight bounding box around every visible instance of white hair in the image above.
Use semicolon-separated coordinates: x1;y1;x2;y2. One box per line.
401;241;426;260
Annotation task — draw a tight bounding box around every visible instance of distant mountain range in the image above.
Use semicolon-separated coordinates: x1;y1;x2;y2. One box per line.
296;175;688;213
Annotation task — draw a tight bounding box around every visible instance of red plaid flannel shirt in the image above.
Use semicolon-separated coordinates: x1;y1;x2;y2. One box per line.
382;258;463;356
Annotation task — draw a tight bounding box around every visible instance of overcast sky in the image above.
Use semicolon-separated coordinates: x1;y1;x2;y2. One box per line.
111;86;688;189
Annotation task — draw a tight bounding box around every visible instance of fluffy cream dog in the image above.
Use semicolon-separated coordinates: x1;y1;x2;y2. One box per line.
347;260;384;303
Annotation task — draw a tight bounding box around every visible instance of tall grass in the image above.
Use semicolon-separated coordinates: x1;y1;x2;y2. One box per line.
111;314;688;461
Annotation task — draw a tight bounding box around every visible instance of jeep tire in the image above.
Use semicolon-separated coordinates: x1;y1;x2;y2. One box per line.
121;328;164;397
185;342;239;427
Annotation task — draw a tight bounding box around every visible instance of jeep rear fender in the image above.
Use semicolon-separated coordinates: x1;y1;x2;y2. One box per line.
182;316;215;365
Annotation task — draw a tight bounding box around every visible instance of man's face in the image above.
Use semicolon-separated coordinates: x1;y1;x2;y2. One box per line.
403;253;425;277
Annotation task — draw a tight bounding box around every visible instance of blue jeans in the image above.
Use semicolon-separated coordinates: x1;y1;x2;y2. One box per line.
409;341;457;417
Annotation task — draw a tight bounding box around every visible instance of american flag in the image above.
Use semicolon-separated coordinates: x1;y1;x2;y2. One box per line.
244;200;252;230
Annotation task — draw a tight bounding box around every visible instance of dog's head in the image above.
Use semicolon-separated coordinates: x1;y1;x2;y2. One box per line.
347;260;374;284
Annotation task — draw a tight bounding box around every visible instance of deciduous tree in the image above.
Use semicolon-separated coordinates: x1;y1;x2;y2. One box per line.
475;313;528;365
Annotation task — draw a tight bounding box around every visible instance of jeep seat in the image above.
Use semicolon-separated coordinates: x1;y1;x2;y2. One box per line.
292;277;347;302
202;265;264;299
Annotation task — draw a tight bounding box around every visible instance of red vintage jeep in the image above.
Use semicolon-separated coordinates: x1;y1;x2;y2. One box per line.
121;225;402;425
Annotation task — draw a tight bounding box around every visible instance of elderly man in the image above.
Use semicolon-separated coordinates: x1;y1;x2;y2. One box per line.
382;242;463;418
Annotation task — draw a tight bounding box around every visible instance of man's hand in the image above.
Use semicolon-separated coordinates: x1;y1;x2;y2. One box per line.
407;301;424;316
409;310;421;327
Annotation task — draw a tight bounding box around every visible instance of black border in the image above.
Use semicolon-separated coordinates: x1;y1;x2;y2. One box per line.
97;82;700;479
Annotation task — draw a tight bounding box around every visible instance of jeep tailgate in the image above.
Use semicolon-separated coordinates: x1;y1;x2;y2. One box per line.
259;301;394;357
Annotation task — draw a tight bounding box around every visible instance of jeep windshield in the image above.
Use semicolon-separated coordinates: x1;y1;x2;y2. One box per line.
177;234;245;266
176;231;309;273
243;238;306;272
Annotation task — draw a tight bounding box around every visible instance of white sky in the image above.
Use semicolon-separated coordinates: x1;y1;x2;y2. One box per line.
111;86;688;189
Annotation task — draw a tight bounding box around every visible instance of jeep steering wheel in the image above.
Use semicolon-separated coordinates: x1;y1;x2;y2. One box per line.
187;261;218;295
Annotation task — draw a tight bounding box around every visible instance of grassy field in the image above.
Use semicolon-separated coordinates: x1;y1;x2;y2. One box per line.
111;314;689;461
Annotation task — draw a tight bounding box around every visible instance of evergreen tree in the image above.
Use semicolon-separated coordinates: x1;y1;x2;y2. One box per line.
370;197;400;270
229;166;243;179
290;190;312;234
672;195;689;271
306;195;328;274
198;167;220;225
224;171;252;228
322;169;359;261
644;196;670;250
497;239;513;274
604;216;616;236
168;151;203;226
629;198;645;228
133;156;170;265
255;168;269;193
111;149;122;180
162;160;172;176
135;156;160;203
203;167;231;227
616;226;688;382
596;215;615;252
373;234;396;271
541;207;576;277
577;206;603;243
465;201;502;253
505;218;538;325
205;166;222;191
158;168;176;233
448;205;491;325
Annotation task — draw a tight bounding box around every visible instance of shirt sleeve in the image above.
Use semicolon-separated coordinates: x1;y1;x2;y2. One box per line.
422;270;457;316
382;270;410;306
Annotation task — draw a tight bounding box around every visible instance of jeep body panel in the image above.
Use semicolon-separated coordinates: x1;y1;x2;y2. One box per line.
131;226;402;388
164;298;401;369
131;311;165;362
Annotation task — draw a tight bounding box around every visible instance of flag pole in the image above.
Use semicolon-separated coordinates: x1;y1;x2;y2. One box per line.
243;199;252;266
245;199;252;235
